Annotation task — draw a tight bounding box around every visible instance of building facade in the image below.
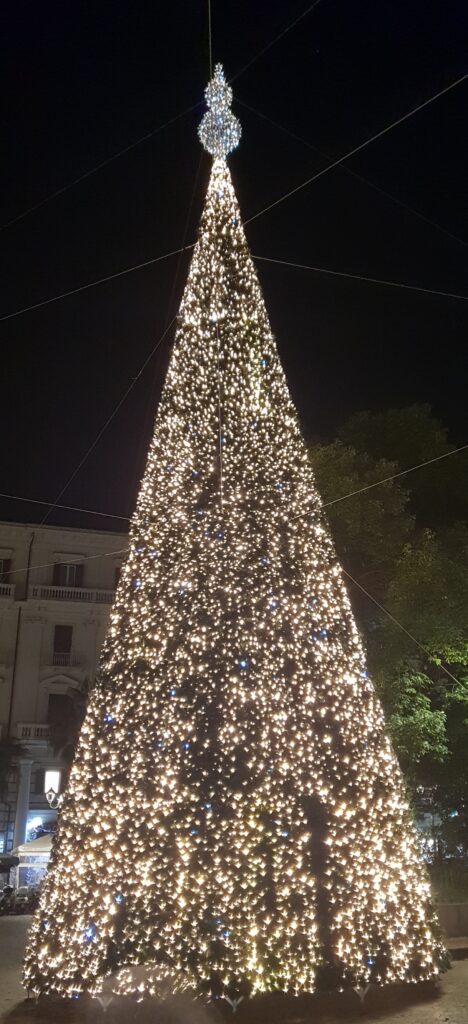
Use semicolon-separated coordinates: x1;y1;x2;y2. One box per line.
0;520;127;854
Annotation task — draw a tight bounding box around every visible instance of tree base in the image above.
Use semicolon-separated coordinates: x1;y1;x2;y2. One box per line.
7;977;444;1024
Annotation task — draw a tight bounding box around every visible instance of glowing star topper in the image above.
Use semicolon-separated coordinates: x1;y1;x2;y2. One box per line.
198;64;241;159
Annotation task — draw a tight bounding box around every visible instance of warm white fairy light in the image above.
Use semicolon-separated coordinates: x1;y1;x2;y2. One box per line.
24;71;446;1003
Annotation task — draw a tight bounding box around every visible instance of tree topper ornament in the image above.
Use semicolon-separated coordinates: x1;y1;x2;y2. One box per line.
198;64;241;159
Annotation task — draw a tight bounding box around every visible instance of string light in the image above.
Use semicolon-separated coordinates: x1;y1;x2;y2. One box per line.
198;65;241;159
24;65;446;1002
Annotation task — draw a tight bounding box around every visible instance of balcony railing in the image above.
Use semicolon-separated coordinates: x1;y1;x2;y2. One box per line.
52;651;79;667
30;584;114;604
0;582;15;599
17;723;51;741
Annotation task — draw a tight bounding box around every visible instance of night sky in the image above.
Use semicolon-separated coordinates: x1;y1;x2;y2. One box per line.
1;0;467;532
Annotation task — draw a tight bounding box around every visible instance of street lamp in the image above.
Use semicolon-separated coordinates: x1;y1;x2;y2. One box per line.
44;770;63;810
45;787;63;810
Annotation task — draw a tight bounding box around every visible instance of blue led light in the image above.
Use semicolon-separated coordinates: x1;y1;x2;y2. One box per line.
366;957;375;966
269;598;278;609
114;893;124;904
182;741;191;751
360;670;368;678
321;628;328;636
204;802;212;810
190;827;199;835
260;357;268;367
275;482;284;491
169;688;177;697
165;464;174;473
133;579;142;590
223;929;231;938
84;924;96;942
192;469;200;478
103;713;114;724
260;555;269;565
281;830;289;837
239;658;249;670
450;809;459;818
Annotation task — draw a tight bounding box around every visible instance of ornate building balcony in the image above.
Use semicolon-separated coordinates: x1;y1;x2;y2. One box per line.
30;585;114;605
51;652;80;667
16;723;51;741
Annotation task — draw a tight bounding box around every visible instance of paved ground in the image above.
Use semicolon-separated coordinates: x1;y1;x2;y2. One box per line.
0;916;29;1019
1;916;468;1023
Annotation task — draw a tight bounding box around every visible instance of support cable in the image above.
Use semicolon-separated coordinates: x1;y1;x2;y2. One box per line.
0;105;201;233
342;566;462;688
0;245;195;323
208;0;213;78
215;317;224;509
245;73;468;225
2;436;467;527
229;0;324;83
6;546;130;578
39;315;177;527
253;254;468;303
239;99;467;248
3;237;465;324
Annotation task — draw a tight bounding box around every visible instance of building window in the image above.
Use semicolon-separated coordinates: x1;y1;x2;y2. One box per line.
0;557;12;583
53;625;73;665
52;562;83;587
44;770;61;796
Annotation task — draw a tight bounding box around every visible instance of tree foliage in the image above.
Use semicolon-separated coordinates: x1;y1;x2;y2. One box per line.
310;441;413;590
339;404;468;527
310;405;468;859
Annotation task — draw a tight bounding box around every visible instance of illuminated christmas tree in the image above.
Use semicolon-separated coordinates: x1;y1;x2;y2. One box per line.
24;66;445;1001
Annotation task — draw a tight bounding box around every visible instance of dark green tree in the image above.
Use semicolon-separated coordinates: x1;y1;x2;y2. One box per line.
311;411;468;871
339;404;468;528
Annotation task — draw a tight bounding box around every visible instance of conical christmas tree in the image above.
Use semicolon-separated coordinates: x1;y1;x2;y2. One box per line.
25;66;445;1000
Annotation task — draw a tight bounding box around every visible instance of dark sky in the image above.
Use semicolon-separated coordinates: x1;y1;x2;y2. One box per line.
1;0;467;532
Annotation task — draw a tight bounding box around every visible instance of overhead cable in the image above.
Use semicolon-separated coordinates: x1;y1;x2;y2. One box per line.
245;73;468;224
0;245;194;323
342;567;462;688
253;254;468;302
0;104;201;233
2;438;467;527
229;0;324;83
239;99;467;248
